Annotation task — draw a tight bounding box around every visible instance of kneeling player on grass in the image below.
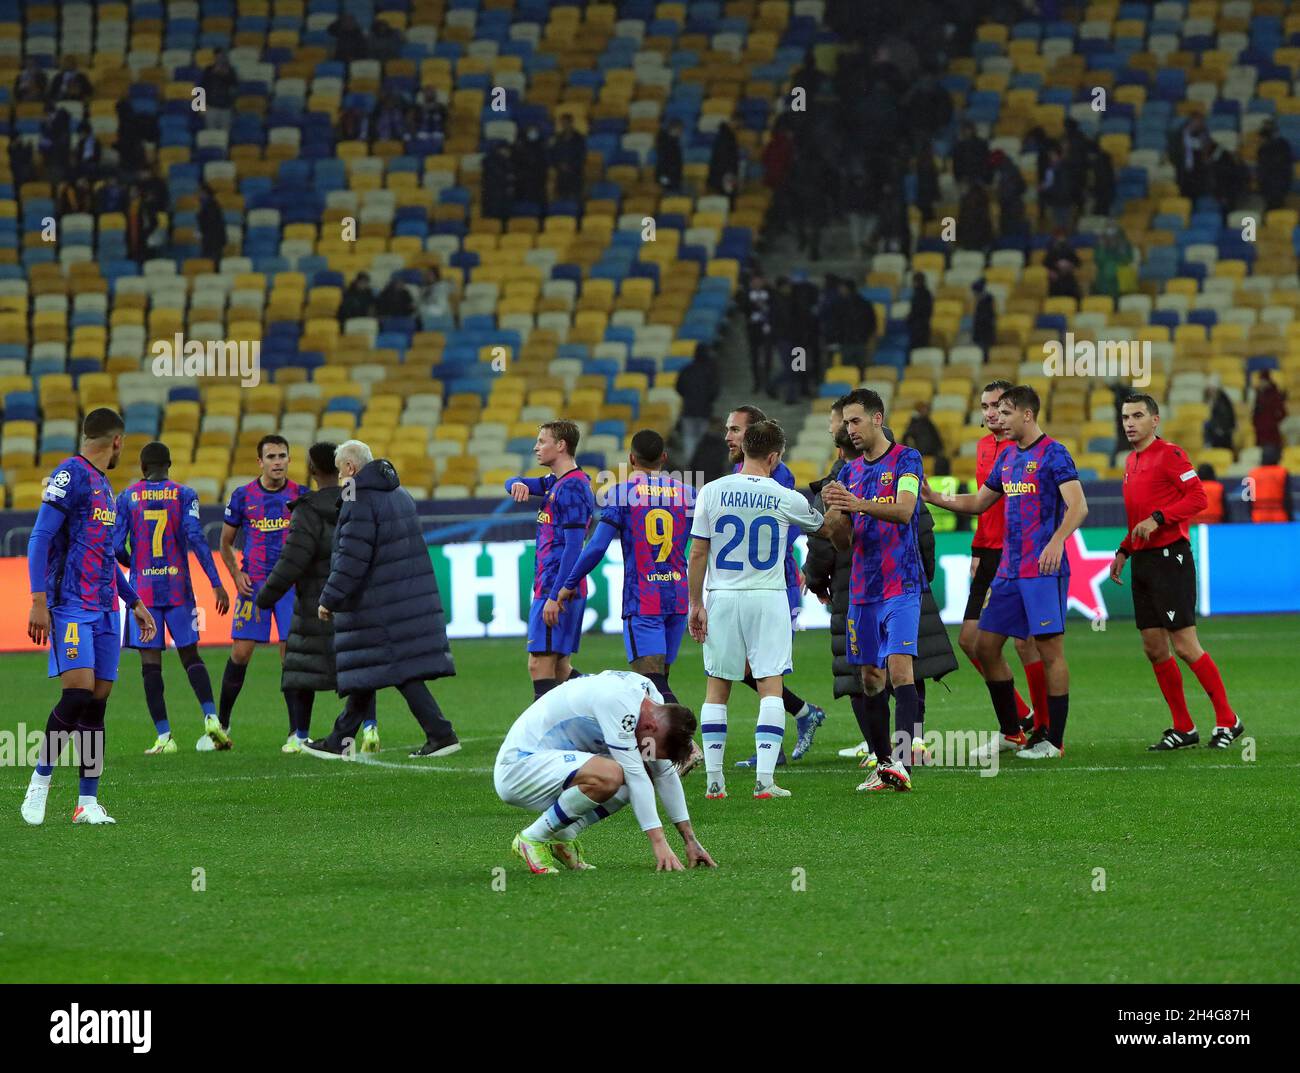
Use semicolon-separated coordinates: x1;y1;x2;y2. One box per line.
495;670;715;874
688;420;845;800
1110;395;1243;751
921;386;1088;759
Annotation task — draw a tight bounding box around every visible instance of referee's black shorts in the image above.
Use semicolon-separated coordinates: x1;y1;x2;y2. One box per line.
964;546;1002;622
1130;538;1197;632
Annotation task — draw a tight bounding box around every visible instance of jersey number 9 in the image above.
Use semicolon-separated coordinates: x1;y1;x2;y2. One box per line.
644;508;674;563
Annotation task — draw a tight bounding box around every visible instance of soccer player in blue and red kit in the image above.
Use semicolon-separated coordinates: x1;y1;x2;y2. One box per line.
505;420;595;699
115;440;230;754
823;389;926;792
21;408;158;826
922;386;1089;759
724;405;827;765
216;434;302;748
555;429;690;703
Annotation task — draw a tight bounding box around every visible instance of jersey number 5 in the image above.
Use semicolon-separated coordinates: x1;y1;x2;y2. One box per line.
144;509;168;558
715;514;780;571
644;508;674;562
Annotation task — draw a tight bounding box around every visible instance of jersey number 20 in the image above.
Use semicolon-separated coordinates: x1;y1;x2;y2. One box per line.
714;514;780;571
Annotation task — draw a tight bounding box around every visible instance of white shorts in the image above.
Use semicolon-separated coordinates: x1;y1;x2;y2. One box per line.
493;744;597;812
703;588;793;681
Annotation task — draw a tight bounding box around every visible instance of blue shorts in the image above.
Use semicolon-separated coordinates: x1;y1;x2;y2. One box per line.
623;613;687;665
48;607;120;681
978;575;1068;639
231;588;293;643
846;593;921;667
527;595;586;656
124;603;200;649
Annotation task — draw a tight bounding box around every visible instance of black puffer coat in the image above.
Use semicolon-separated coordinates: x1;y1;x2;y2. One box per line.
319;459;455;694
256;485;340;692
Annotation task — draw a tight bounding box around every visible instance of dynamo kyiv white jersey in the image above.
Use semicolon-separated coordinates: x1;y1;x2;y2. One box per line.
500;670;664;757
690;472;823;591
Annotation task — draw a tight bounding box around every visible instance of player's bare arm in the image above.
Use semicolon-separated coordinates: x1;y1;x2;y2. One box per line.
508;480;532;503
131;600;157;644
1040;480;1089;575
647;825;686;871
28;590;50;646
676;820;717;867
220;522;252;597
920;479;1002;516
823;482;918;526
213;584;230;616
687;537;709;641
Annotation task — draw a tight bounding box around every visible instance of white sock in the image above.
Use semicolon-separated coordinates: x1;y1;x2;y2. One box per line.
77;794;96;807
700;702;728;784
30;770;51;788
522;786;602;842
551;785;629;841
755;696;786;784
793;702;809;720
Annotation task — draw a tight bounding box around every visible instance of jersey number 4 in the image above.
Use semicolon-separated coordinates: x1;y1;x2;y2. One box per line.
715;514;780;571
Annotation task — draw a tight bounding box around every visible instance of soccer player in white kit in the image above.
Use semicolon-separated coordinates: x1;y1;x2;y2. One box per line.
688;420;848;799
495;669;717;874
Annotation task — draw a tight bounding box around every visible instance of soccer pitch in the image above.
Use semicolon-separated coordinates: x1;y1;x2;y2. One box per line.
1;616;1296;984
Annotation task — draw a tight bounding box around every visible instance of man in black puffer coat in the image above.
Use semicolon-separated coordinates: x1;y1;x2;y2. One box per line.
256;442;376;751
305;441;459;759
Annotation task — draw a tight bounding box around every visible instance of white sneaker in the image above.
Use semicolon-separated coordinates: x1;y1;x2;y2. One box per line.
21;781;49;825
753;780;791;798
838;740;871;759
195;734;216;752
72;801;116;825
970;731;1027;763
1018;739;1063;760
281;734;304;754
856;769;887;792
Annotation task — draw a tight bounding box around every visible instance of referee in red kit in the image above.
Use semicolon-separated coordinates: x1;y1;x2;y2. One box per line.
1109;394;1244;751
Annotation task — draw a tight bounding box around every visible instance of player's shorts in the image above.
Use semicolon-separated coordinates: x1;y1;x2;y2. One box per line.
123;603;199;649
978;575;1068;639
231;588;293;643
527;594;586;655
48;607;120;681
964;546;1003;621
703;588;792;681
494;744;598;812
623;613;687;665
846;592;922;667
1130;538;1197;632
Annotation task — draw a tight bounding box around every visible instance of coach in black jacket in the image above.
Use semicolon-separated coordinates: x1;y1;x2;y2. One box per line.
306;441;459;759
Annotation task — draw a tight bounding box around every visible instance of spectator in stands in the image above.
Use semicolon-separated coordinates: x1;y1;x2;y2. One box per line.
481;140;513;222
14;58;47;103
1038;144;1075;231
48;57;91;103
835;280;877;378
416;266;452;331
376;276;414;319
125;182;159;263
840;165;870;256
907;272;932;352
1045;230;1082;300
1191;463;1225;526
1203;377;1237;451
57;177;93;216
1092;221;1134;299
707;119;740;203
72;121;99;182
1062;118;1092;217
1252;369;1287;452
138;168;169;218
550;113;586;201
200;48;237;132
915;148;939;223
675;343;720;463
957;182;993;251
655;119;684;192
8;137;33;188
95;174;126;214
972;279;996;357
789;271;823;395
743;270;774;393
338;273;375;324
512;125;549;213
769;276;798;402
1256;121;1294;211
793;48;825;99
994;150;1028;238
114;99;149;173
953;121;990;188
1211;143;1247;223
328;13;367;63
369;18;403;62
198;183;226;264
373;92;407;143
337;103;369;143
39;104;71;183
1171;113;1212;199
760;117;795;233
789;149;830;261
1247;445;1291;523
1091;146;1115;216
688;418;731;486
874;174;911;255
903;399;946;472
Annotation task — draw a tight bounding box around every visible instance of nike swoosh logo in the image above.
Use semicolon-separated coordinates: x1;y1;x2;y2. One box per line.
1040;620;1051;626
903;641;913;646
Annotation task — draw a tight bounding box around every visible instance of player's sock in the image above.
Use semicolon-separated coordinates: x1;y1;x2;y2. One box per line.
284;689;314;739
77;698;107;800
533;677;557;699
522;785;603;841
38;688;92;776
700;702;728;780
864;692;893;766
141;663;168;734
647;672;678;703
551;785;630;841
755;696;786;784
782;689;806;717
182;655;217;719
1024;660;1049;730
849;693;871;741
1188;652;1236;728
1046;693;1069;749
1152;657;1194;733
218;658;248;730
972;655;1032;720
985;678;1020;736
893;683;920;769
564;666;584;681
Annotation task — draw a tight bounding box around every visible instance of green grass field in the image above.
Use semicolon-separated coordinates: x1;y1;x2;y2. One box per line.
1;615;1297;983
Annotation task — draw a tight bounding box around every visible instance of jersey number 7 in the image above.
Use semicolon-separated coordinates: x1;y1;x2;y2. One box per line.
145;509;168;558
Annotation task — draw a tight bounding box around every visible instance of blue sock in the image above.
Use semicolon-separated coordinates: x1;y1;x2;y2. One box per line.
79;774;99;797
362;719;377;730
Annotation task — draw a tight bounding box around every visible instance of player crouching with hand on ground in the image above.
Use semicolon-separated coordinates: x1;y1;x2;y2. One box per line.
495;670;716;874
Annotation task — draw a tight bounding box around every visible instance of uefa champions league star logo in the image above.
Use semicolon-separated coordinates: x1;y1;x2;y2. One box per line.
621;714;635;732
